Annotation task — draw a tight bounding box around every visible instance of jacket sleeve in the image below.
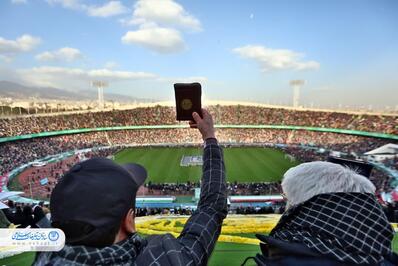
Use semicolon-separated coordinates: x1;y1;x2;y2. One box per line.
136;139;227;266
175;138;227;265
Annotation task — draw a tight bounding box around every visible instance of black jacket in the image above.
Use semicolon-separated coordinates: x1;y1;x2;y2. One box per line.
246;235;398;266
244;192;398;266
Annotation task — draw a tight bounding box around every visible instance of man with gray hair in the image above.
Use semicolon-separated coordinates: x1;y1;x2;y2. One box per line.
245;161;398;266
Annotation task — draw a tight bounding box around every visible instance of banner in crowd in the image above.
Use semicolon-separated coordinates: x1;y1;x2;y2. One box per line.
40;178;49;186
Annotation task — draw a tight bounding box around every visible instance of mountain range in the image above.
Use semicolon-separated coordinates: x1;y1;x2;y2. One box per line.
0;81;154;102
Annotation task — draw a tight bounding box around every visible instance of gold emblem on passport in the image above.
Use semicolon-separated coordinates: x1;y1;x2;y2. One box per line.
181;99;193;110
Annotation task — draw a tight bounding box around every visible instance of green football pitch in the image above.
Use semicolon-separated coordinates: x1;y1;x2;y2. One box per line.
114;146;299;183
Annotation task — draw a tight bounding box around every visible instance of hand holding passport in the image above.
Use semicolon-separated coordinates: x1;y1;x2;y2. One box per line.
174;82;214;139
174;82;202;121
190;109;216;140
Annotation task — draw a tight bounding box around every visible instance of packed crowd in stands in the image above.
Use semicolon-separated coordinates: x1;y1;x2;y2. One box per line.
0;107;396;230
0;133;109;176
2;195;398;224
227;182;282;195
135;207;194;217
145;181;282;196
2;127;393;177
382;158;398;172
1;128;395;198
5;147;121;199
136;205;286;216
216;105;397;134
0;105;396;209
145;182;198;195
3;135;394;200
0;105;397;137
106;128;393;155
235;205;285;215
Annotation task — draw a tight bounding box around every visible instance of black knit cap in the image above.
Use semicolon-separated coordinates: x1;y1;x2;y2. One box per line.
50;157;147;244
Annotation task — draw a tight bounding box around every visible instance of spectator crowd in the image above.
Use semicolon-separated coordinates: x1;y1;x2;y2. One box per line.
1;105;397;137
0;105;396;209
1;128;395;177
144;181;282;196
7;147;122;199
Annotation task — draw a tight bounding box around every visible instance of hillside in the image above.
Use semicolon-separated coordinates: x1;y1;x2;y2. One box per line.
0;81;153;102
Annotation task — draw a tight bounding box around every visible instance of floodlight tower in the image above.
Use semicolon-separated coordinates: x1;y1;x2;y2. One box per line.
91;81;108;109
289;80;305;108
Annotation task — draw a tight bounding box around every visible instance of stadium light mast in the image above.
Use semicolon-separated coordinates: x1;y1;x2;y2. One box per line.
289;80;305;108
91;81;108;110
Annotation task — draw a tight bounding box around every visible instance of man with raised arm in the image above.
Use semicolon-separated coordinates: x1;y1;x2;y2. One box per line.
34;108;227;266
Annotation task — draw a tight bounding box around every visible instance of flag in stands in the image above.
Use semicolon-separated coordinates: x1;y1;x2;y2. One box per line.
40;177;49;186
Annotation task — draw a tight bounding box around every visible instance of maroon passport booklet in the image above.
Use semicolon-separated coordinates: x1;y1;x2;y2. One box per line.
174;83;202;121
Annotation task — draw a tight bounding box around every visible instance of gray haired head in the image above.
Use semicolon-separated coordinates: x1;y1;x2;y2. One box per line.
282;161;375;208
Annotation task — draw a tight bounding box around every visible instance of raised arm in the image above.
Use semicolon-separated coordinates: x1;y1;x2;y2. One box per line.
176;109;227;264
136;109;227;266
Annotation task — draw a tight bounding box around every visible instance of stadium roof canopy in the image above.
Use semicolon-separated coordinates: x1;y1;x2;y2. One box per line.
0;191;23;209
365;144;398;155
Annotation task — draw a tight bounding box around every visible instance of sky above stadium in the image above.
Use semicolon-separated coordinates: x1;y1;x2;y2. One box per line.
0;0;397;109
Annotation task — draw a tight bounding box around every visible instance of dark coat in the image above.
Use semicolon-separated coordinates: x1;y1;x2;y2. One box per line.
13;207;25;227
21;205;35;228
245;235;398;266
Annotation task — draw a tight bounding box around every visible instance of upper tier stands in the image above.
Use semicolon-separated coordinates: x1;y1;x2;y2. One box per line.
1;105;397;137
1;105;396;199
